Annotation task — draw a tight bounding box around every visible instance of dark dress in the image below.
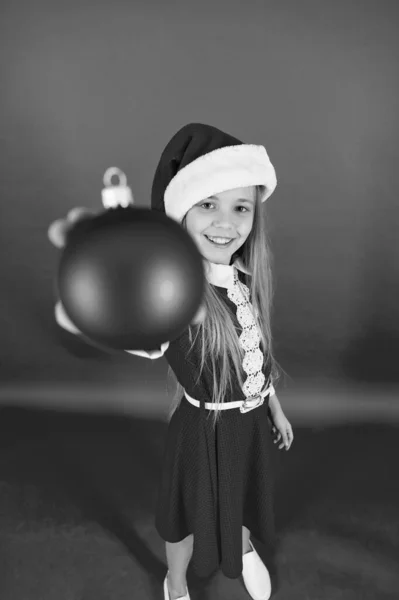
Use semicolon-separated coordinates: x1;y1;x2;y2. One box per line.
154;269;279;580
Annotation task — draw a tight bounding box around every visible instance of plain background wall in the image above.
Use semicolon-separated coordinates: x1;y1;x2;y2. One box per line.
0;0;398;414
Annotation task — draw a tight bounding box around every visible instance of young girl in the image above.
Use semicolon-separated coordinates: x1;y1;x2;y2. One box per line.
48;123;294;600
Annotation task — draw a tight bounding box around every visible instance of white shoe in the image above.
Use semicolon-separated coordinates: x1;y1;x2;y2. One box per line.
163;571;191;600
242;539;272;600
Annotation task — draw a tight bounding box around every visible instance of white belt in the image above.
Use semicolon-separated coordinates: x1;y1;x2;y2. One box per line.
184;383;275;414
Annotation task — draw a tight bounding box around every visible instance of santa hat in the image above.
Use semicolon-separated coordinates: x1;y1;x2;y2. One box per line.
151;122;277;223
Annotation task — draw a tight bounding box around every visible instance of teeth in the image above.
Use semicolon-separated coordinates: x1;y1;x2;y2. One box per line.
208;236;232;244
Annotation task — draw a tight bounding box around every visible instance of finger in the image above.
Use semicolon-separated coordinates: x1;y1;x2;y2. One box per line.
276;433;283;447
67;207;96;225
47;219;69;248
280;430;290;448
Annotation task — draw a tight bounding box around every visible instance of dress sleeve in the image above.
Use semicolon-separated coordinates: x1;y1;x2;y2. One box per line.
124;341;170;360
55;300;170;359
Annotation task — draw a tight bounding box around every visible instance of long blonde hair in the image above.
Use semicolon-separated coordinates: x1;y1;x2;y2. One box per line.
166;185;285;430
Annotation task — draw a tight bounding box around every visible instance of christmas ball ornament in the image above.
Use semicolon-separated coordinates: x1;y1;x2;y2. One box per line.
56;168;205;350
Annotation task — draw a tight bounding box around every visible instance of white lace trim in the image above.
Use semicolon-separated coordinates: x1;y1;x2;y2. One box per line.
227;270;268;399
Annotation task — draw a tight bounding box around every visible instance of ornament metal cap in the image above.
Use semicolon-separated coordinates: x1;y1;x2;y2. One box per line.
101;167;134;209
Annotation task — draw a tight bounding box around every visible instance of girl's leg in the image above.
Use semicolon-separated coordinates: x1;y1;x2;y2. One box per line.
165;534;194;599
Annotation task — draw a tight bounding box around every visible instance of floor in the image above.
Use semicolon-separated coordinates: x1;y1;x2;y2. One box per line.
0;400;398;600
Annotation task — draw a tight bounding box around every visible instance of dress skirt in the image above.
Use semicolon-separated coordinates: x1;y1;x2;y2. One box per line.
155;393;279;580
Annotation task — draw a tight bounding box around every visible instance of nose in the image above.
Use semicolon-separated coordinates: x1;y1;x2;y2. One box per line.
210;211;239;232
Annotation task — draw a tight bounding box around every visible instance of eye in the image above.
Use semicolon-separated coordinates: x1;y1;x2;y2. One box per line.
200;202;249;212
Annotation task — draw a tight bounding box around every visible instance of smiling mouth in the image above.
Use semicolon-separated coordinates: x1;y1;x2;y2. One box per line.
204;235;235;248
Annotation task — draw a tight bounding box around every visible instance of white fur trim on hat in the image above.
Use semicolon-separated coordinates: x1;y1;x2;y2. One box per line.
164;144;277;223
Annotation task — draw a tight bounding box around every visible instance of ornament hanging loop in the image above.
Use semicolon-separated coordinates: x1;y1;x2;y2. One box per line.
102;167;134;209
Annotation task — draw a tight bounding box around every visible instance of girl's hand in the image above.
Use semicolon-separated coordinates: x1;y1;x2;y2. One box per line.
270;409;294;451
47;207;98;249
190;302;207;326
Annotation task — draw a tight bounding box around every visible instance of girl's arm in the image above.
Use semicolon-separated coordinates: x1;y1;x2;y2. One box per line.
268;387;282;416
55;300;169;359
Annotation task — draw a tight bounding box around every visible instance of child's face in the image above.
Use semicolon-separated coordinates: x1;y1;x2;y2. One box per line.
185;186;256;265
